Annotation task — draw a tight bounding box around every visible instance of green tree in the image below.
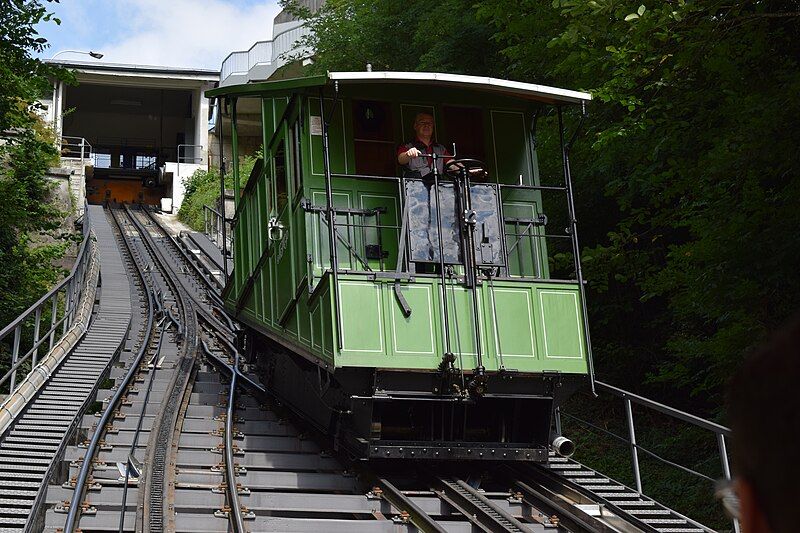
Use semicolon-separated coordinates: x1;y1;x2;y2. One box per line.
0;0;73;328
178;155;258;231
292;0;800;404
286;0;506;76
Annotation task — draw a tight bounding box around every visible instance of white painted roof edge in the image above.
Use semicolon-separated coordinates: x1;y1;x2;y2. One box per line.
328;71;592;103
44;59;219;81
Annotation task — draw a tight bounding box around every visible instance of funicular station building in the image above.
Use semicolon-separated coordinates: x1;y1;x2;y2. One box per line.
42;60;217;213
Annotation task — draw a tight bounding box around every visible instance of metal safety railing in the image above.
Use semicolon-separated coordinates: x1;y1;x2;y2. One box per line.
177;143;205;182
204;204;231;253
557;380;739;532
219;24;311;84
60;135;93;169
0;209;92;395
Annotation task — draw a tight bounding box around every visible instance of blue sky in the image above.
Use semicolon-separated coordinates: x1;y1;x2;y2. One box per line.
36;0;282;70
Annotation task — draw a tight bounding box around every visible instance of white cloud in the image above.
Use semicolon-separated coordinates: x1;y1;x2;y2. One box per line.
95;0;281;70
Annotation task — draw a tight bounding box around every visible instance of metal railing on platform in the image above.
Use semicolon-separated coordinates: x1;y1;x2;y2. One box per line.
203;204;231;253
219;24;311;84
0;208;92;395
558;379;739;532
60;136;93;168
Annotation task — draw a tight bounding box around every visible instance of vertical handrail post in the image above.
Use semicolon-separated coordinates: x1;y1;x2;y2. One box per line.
554;406;563;436
557;104;596;395
32;307;42;368
320;86;343;350
717;433;740;532
62;281;72;333
624;398;643;493
218;97;229;283
10;325;21;393
48;295;58;351
60;284;67;334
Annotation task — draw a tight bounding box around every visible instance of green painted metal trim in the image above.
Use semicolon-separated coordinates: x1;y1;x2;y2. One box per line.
231;98;240;207
206;75;328;98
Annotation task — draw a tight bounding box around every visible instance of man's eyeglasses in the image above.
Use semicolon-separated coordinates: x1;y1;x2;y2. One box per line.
715;478;741;520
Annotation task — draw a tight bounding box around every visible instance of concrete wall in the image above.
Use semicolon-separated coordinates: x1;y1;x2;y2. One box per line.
164;161;204;211
207;132;262;171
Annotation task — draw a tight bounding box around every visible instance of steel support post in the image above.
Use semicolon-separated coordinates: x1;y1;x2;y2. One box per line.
10;325;21;393
48;295;58;351
32;307;41;367
624;398;643;493
320;87;343;350
554;407;563;436
557;105;596;395
231;98;240;206
218;97;229;283
61;283;71;335
717;433;740;532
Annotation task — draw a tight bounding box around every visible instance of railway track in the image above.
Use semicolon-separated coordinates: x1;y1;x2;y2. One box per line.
33;204;709;533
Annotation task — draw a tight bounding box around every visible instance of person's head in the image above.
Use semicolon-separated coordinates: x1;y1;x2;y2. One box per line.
728;314;800;533
413;112;435;142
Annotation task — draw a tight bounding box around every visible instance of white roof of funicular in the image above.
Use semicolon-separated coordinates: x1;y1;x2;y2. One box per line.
328;71;592;104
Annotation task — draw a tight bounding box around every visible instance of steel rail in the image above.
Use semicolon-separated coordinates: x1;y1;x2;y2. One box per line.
201;339;265;397
139;206;225;309
121;204;196;532
63;209;156;533
496;465;611;533
137;208;236;344
375;477;448;533
434;477;529;532
117;316;170;533
200;340;247;532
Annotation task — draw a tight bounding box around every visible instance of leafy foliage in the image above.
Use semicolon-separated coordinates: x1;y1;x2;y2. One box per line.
178;156;257;231
290;0;799;521
0;0;73;330
292;0;800;403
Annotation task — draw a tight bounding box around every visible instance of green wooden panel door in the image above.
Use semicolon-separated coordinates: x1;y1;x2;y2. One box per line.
537;288;586;365
389;283;437;359
489;286;537;363
339;281;385;355
443;285;484;371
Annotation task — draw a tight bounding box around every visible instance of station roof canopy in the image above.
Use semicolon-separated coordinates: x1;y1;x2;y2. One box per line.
206;71;592;105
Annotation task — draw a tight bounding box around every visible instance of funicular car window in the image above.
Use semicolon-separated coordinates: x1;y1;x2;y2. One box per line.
291;121;302;197
404;178;462;264
352;100;395;176
469;184;504;266
442;106;485;164
274;140;287;214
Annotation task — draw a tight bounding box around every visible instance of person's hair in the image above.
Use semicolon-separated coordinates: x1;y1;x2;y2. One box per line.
414;112;434;126
728;313;800;532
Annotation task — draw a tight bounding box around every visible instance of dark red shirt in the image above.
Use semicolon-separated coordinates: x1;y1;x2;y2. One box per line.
397;138;453;169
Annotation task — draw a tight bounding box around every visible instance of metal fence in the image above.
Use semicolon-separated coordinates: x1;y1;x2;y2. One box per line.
558;380;739;532
0;209;93;395
204;204;231;253
60;136;93;168
219;24;311;84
